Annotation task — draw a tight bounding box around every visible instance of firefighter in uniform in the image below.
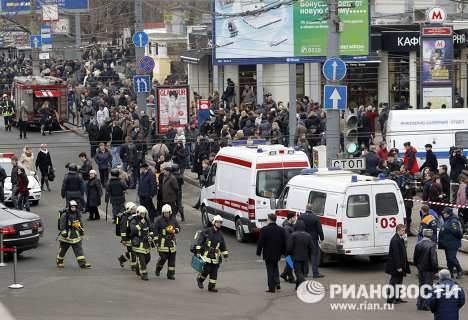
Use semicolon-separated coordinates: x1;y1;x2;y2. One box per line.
117;202;137;270
153;204;180;280
57;200;91;268
1;95;14;132
130;205;153;281
195;215;229;292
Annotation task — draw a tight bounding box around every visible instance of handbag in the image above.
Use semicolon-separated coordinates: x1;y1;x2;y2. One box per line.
48;167;56;182
191;255;205;273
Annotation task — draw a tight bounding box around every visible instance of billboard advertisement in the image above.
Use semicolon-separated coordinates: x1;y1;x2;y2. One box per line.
421;38;453;85
421;25;453;107
214;0;369;64
156;86;189;134
1;0;88;14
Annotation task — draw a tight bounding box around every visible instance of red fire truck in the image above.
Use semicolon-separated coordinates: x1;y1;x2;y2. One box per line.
12;76;68;127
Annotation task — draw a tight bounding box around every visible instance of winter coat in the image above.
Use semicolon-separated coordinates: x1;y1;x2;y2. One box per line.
420;150;438;173
151;143;170;161
365;151;380;176
385;233;410;276
413;238;438;273
256;223;286;262
259;120;271;138
35;150;52;175
110;126;124;147
298;212;324;242
429;279;465;320
138;170;156;198
86;177;102;207
159;172;179;203
120;142;138;165
172;145;187;170
403;147;420;174
105;176;127;204
287;221;313;262
61;172;84;201
19;151;35;173
456;182;467;206
78;159;93;181
94;150;112;170
450;154;467;182
438;215;463;250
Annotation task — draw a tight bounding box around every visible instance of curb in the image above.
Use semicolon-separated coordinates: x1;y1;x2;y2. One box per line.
62;122;87;138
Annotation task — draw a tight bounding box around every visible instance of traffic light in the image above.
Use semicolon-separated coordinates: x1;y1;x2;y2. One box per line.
344;114;359;156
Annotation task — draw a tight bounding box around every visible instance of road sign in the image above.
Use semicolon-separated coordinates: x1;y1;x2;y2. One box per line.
330;158;366;170
132;31;149;48
324;85;347;110
41;24;52;51
133;75;151;93
322;57;347;81
137;56;155;74
30;35;42;49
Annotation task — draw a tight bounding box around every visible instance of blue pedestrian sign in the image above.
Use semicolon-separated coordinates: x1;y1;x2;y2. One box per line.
30;35;42;49
137;56;155;74
324;85;347;110
133;75;151;93
322;57;347;82
132;31;149;48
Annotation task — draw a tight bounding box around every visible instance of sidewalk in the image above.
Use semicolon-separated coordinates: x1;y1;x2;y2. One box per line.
61;122;87;138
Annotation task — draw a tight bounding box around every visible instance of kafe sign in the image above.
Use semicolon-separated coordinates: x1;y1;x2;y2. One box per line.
426;7;446;24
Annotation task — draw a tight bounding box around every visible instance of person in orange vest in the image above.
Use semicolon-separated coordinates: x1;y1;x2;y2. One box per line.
403;142;419;174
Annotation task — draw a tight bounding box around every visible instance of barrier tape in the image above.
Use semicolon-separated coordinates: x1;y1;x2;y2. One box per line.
0;248;16;253
404;198;468;209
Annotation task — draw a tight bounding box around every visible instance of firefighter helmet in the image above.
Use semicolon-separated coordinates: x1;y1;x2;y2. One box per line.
125;202;137;211
162;204;172;214
212;215;223;223
136;205;148;216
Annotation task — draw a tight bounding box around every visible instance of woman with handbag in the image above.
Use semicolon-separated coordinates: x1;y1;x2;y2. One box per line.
35;144;53;191
16;167;30;211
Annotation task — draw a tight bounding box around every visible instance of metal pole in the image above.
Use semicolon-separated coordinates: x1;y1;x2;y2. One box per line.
8;247;23;289
75;14;82;83
288;63;297;147
325;0;341;165
135;0;147;113
0;229;6;267
31;0;40;76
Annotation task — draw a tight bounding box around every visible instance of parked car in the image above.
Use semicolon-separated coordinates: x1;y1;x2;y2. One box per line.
0;203;43;254
0;157;42;205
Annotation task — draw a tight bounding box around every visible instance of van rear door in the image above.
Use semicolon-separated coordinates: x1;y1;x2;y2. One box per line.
372;184;403;247
342;186;374;249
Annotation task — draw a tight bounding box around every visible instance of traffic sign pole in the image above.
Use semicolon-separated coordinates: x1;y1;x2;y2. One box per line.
325;0;342;167
134;0;147;113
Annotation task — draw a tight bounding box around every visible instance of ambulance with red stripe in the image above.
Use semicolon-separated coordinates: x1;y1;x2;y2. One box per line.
200;141;310;242
272;168;405;263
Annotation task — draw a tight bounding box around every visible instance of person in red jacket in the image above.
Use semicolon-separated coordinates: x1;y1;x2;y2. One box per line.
378;141;389;160
403;142;420;174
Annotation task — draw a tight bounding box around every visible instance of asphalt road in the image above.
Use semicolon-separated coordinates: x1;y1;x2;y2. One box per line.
0;125;466;320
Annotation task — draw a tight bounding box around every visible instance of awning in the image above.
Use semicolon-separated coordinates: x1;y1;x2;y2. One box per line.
34;90;61;98
180;49;211;64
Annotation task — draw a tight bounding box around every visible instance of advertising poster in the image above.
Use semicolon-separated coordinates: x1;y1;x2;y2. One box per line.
156;86;189;134
421;38;453;85
422;87;453;108
197;99;211;128
1;0;89;13
214;0;369;64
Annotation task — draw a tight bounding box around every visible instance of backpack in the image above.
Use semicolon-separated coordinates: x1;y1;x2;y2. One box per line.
115;211;127;236
57;208;68;230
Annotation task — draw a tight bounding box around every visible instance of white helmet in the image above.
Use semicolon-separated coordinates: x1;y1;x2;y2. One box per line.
125;202;137;211
69;200;78;207
212;215;223;223
162;204;172;214
136;205;148;216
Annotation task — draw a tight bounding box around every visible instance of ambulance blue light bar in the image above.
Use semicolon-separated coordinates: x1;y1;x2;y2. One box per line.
231;139;268;147
301;168;318;175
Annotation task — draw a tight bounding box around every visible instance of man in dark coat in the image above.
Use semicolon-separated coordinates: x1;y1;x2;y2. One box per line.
298;204;325;278
61;163;84;208
449;148;467;183
105;168;127;221
280;212;297;283
365;145;381;176
439;208;464;279
120;136;139;188
414;229;439;310
138;163;157;222
256;214;286;293
385;224;411;304
428;269;465;320
287;220;313;289
86;170;102;220
159;165;179;217
0;163;6;203
420;144;438;174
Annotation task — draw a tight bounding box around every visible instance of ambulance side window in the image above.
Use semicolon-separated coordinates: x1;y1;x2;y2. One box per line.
375;193;398;216
307;191;326;216
277;187;289;209
206;164;217;187
346;194;370;218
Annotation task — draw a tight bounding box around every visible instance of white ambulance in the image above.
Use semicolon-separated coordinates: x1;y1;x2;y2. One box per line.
272;168;405;263
200;141;310;242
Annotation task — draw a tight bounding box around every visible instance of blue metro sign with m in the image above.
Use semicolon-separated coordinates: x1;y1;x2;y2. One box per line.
1;0;89;13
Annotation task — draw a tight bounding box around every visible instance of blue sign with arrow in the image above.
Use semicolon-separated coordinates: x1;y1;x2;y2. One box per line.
324;85;347;110
132;31;149;48
30;35;42;49
322;57;347;82
133;75;151;93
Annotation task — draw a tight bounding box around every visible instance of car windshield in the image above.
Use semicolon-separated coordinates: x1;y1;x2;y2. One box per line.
0;162;32;177
256;169;302;198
